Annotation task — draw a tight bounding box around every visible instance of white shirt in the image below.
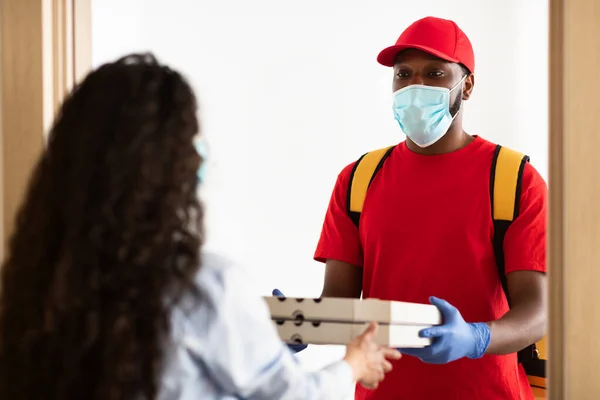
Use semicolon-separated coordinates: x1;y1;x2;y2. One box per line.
159;253;354;400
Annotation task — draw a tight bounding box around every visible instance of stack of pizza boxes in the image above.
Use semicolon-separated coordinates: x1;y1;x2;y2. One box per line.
264;295;442;348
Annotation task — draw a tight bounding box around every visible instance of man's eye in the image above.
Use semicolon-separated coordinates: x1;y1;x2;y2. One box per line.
429;71;444;77
396;71;409;78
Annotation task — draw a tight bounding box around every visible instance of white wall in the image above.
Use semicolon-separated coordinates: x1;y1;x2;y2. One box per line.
91;0;549;384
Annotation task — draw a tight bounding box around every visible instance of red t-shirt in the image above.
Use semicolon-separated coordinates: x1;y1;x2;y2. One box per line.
314;136;547;400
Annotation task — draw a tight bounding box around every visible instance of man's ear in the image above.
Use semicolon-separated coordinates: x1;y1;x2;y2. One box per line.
463;74;475;100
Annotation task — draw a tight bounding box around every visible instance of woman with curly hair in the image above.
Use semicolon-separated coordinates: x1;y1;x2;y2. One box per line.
0;53;400;400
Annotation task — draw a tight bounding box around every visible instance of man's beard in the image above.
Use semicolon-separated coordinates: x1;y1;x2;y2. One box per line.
449;90;463;117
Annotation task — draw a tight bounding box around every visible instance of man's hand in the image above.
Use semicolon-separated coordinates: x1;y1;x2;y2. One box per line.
399;296;491;364
272;288;308;354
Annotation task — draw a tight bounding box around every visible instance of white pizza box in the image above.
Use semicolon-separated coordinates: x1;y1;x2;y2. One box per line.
272;319;432;348
264;296;442;326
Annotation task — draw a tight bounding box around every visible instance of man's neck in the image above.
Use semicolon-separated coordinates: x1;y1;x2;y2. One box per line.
405;125;472;156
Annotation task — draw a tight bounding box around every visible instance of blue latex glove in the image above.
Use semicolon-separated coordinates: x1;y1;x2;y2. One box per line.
399;296;491;364
272;288;308;354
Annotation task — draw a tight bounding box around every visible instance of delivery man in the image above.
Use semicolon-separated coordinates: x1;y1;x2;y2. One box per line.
312;16;547;400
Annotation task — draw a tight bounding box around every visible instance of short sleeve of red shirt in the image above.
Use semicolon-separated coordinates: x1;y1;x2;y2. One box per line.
313;163;363;267
503;162;548;275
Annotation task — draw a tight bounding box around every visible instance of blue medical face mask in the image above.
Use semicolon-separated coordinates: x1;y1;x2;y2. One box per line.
194;139;208;185
392;75;466;148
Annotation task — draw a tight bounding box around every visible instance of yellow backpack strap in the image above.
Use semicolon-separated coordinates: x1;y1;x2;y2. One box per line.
491;145;529;223
491;145;546;382
347;145;395;227
490;144;530;302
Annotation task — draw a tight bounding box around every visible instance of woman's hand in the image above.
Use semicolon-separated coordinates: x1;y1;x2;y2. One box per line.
343;322;402;389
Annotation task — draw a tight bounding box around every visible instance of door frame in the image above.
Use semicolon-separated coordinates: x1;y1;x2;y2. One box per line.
0;0;91;259
548;0;600;398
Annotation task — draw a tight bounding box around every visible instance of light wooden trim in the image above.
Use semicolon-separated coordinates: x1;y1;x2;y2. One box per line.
0;11;3;259
73;0;92;84
548;0;565;397
0;0;92;260
52;0;74;117
549;0;600;398
1;1;48;259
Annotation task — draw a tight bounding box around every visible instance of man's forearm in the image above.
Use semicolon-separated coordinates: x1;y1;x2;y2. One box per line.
484;301;546;355
321;260;363;299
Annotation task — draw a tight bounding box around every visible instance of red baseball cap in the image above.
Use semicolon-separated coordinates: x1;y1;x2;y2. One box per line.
377;16;475;73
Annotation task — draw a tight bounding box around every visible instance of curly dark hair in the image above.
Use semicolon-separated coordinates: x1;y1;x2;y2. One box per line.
0;53;203;400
